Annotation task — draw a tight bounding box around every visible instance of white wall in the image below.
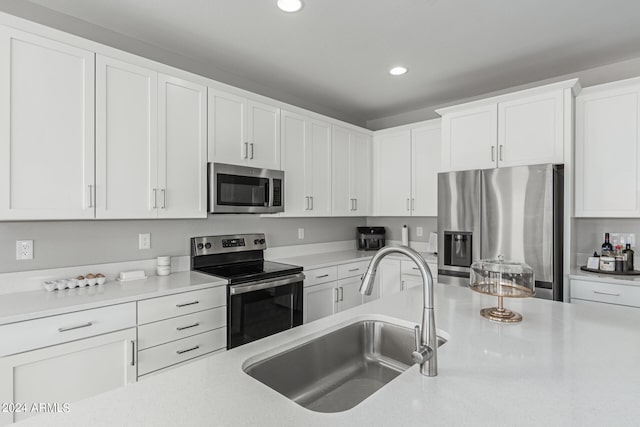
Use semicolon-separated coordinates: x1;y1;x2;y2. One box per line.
366;217;437;243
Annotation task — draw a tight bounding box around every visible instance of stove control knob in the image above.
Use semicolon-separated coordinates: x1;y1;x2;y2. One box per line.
259;239;266;245
197;243;204;250
254;239;260;245
204;243;212;249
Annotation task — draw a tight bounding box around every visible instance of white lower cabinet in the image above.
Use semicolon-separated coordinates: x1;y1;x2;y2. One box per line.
0;328;136;426
379;258;438;297
304;280;338;323
570;279;640;308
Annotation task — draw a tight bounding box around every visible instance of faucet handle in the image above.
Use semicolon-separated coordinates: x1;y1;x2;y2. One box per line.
412;325;433;365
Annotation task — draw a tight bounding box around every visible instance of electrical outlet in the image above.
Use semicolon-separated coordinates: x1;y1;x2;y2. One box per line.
16;240;33;260
139;233;151;250
417;227;424;237
298;228;304;240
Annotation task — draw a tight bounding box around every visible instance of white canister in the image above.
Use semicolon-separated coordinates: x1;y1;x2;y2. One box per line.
157;256;171;266
599;256;615;272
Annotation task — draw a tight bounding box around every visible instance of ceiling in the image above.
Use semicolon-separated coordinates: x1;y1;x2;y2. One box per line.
17;0;640;126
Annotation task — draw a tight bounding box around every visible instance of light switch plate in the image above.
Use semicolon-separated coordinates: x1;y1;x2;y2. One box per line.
298;228;304;240
417;227;423;237
16;240;33;260
139;233;151;250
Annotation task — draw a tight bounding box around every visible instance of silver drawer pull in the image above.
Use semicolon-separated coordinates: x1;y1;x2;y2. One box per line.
176;322;200;331
412;267;419;270
176;301;199;308
176;345;200;355
316;274;330;279
348;268;359;272
58;322;93;332
593;290;620;297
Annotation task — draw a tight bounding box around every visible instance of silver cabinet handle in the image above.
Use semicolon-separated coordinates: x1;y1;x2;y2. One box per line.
339;287;344;301
593;290;620;297
348;268;359;272
499;144;504;161
161;189;166;209
176;345;200;355
244;142;249;159
316;274;329;279
58;322;93;333
176;301;199;308
131;340;136;366
491;145;495;162
401;280;405;291
406;198;410;211
176;322;200;331
305;196;310;210
335;288;340;303
354;198;357;211
88;185;94;208
350;198;354;211
152;188;157;209
310;196;313;210
412;267;420;270
411;198;415;211
250;143;254;159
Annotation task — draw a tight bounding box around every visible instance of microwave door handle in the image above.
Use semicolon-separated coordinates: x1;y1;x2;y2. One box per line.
268;178;275;210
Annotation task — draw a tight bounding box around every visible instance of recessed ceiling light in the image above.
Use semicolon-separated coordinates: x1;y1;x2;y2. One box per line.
277;0;303;12
389;66;408;76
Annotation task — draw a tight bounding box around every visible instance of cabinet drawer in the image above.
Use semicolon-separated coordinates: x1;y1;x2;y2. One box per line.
0;303;136;357
137;328;226;375
571;279;640;308
304;266;338;287
138;307;227;350
401;261;438;279
338;260;369;279
138;287;226;324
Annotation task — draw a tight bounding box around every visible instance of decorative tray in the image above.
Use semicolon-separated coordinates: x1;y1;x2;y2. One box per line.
579;266;640;276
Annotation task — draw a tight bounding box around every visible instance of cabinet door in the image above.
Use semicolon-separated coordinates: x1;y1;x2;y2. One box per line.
308;119;332;216
379;259;402;298
441;104;497;171
411;122;440;216
373;130;412;216
207;88;246;165
158;74;207;218
331;126;351;216
364;274;381;304
303;282;337;323
281;111;309;215
96;55;158;219
498;91;564;167
350;131;371;216
337;277;364;312
247;100;280;170
0;28;95;220
0;328;136;425
402;276;423;291
575;86;640;217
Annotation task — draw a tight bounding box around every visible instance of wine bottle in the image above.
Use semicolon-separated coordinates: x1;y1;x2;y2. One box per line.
601;233;613;257
624;243;635;271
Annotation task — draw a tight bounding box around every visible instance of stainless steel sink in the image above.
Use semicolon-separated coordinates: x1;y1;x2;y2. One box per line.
243;320;446;413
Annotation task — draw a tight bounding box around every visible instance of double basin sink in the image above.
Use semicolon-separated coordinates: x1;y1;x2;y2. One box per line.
244;319;446;413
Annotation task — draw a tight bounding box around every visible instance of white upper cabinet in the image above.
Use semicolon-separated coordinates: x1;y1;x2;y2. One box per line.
441;104;497;172
0;27;95;220
157;74;207;218
438;79;579;172
281;110;331;216
411;122;441;216
96;55;158;219
332;126;371;216
373;119;440;216
575;79;640;217
208;88;281;170
373;129;412;216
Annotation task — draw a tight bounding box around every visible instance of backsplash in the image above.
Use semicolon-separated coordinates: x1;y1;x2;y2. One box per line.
574;218;640;255
365;217;437;243
0;216;364;273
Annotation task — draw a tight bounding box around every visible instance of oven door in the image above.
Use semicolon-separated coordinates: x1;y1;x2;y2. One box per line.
209;162;284;213
227;273;304;349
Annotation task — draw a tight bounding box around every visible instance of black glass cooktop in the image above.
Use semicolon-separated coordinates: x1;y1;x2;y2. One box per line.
195;260;303;285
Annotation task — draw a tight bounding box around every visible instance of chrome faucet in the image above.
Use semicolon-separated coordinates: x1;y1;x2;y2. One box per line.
359;246;437;376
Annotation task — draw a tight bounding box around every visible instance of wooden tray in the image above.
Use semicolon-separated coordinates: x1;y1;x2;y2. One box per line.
580;266;640;276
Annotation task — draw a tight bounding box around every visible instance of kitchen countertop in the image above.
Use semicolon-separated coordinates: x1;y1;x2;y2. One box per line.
16;280;640;426
569;267;640;287
0;272;227;325
271;248;438;270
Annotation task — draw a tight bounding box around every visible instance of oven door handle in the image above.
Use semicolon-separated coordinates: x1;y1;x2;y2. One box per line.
229;272;305;295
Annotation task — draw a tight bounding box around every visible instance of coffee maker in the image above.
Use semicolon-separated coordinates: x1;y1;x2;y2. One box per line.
357;227;386;251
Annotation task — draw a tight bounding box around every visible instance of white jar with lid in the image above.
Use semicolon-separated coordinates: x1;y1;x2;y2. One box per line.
599;256;615;272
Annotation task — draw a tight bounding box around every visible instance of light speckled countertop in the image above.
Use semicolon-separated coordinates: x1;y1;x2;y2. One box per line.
0;272;227;325
271;248;438;270
15;281;640;426
569;268;640;287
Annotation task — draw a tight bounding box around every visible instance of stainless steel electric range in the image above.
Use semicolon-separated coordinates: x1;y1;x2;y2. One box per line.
190;234;304;349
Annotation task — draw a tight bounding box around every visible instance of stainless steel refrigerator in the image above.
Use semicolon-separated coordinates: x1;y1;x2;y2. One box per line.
437;164;563;301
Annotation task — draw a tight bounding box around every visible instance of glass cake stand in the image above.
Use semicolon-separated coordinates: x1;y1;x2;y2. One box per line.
469;255;534;323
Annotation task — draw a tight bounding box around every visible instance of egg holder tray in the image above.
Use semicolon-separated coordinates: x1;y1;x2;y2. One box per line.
43;275;106;292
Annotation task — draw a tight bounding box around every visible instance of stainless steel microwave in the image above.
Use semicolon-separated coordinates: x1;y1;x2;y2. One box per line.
208;163;284;213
